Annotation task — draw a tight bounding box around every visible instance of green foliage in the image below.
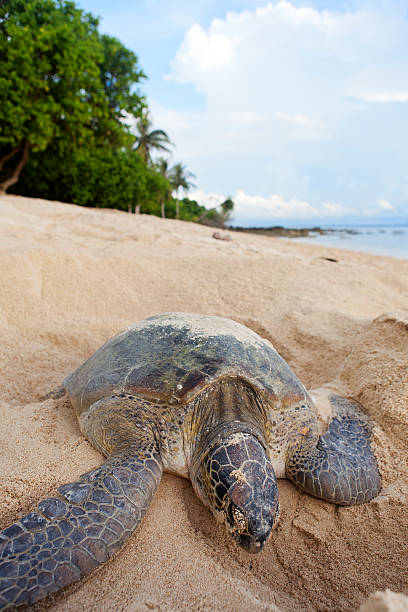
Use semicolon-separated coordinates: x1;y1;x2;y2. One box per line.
0;0;145;189
1;0;229;228
168;161;196;218
13;146;171;213
221;197;234;216
133;112;172;163
152;158;199;219
96;34;146;147
178;197;207;222
198;208;226;228
0;0;103;153
198;197;235;228
169;162;196;195
99;34;146;118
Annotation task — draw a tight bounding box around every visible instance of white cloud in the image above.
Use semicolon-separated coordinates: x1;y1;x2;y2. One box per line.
355;92;408;103
233;189;320;220
190;188;351;222
149;103;197;132
189;189;225;210
189;189;401;224
378;199;394;211
229;111;264;124
154;2;408;220
274;112;325;129
322;202;347;215
169;23;234;77
273;112;329;139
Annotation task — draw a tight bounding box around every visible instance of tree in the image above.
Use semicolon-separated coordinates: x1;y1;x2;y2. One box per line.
178;197;207;222
169;162;196;219
198;196;235;228
97;34;146;147
220;197;235;224
155;157;172;218
14;145;171;214
1;0;203;225
133;112;172;164
0;0;101;191
0;0;145;192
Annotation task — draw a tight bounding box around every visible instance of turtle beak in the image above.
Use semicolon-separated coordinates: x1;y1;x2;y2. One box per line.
236;532;269;554
234;499;280;554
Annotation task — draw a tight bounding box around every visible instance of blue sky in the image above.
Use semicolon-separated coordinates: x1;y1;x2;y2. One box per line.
79;1;408;225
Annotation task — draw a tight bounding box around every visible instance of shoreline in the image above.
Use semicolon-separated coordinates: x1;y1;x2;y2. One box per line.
227;223;408;259
228;225;359;238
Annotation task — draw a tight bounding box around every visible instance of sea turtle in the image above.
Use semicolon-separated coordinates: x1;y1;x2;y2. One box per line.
0;313;381;609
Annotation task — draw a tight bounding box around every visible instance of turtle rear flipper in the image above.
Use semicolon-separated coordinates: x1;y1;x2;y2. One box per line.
0;444;162;609
285;394;381;505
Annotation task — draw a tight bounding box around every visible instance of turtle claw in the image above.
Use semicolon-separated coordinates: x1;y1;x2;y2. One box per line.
39;384;66;401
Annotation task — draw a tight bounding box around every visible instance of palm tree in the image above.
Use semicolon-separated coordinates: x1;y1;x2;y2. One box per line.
133;113;172;164
220;197;234;223
155;157;172;218
197;196;235;227
169;162;196;218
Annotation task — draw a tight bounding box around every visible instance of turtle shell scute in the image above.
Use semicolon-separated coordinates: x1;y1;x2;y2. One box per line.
64;313;307;416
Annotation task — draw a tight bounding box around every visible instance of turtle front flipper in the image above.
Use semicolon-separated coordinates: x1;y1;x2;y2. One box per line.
285;394;381;505
0;444;162;609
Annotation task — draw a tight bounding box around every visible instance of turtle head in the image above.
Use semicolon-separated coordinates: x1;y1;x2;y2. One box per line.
191;432;279;553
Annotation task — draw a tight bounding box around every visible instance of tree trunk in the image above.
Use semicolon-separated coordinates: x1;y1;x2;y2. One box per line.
176;199;179;219
135;205;141;214
0;141;31;193
161;199;165;218
0;144;23;173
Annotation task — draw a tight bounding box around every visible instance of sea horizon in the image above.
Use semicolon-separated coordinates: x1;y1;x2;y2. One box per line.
230;222;408;259
287;224;407;259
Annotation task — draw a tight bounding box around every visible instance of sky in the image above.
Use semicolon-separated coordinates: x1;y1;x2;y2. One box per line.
78;0;408;226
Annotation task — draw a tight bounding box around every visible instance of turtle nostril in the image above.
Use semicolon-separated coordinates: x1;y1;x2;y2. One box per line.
256;538;266;552
256;530;269;546
237;533;267;554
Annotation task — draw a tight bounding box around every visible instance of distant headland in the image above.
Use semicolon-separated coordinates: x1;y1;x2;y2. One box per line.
228;225;359;238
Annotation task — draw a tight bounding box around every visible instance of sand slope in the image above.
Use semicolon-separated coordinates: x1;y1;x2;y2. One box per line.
0;194;407;611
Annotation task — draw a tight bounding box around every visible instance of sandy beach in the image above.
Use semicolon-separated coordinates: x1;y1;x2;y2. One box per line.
0;194;407;611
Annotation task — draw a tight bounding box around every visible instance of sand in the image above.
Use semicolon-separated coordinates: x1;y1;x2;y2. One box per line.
0;193;407;611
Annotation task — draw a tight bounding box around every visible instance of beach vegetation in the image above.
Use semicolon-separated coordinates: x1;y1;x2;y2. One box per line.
0;0;145;192
13;146;168;214
198;197;235;228
168;162;196;219
154;158;172;218
0;0;232;225
133;112;172;164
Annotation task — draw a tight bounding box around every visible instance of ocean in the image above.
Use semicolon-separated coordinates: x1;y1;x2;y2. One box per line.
288;225;408;259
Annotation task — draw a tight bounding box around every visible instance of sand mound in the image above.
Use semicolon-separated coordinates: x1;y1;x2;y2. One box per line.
0;194;407;611
359;590;408;612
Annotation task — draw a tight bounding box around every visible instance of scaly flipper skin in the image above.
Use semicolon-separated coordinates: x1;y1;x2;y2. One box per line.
285;395;381;505
0;444;162;609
